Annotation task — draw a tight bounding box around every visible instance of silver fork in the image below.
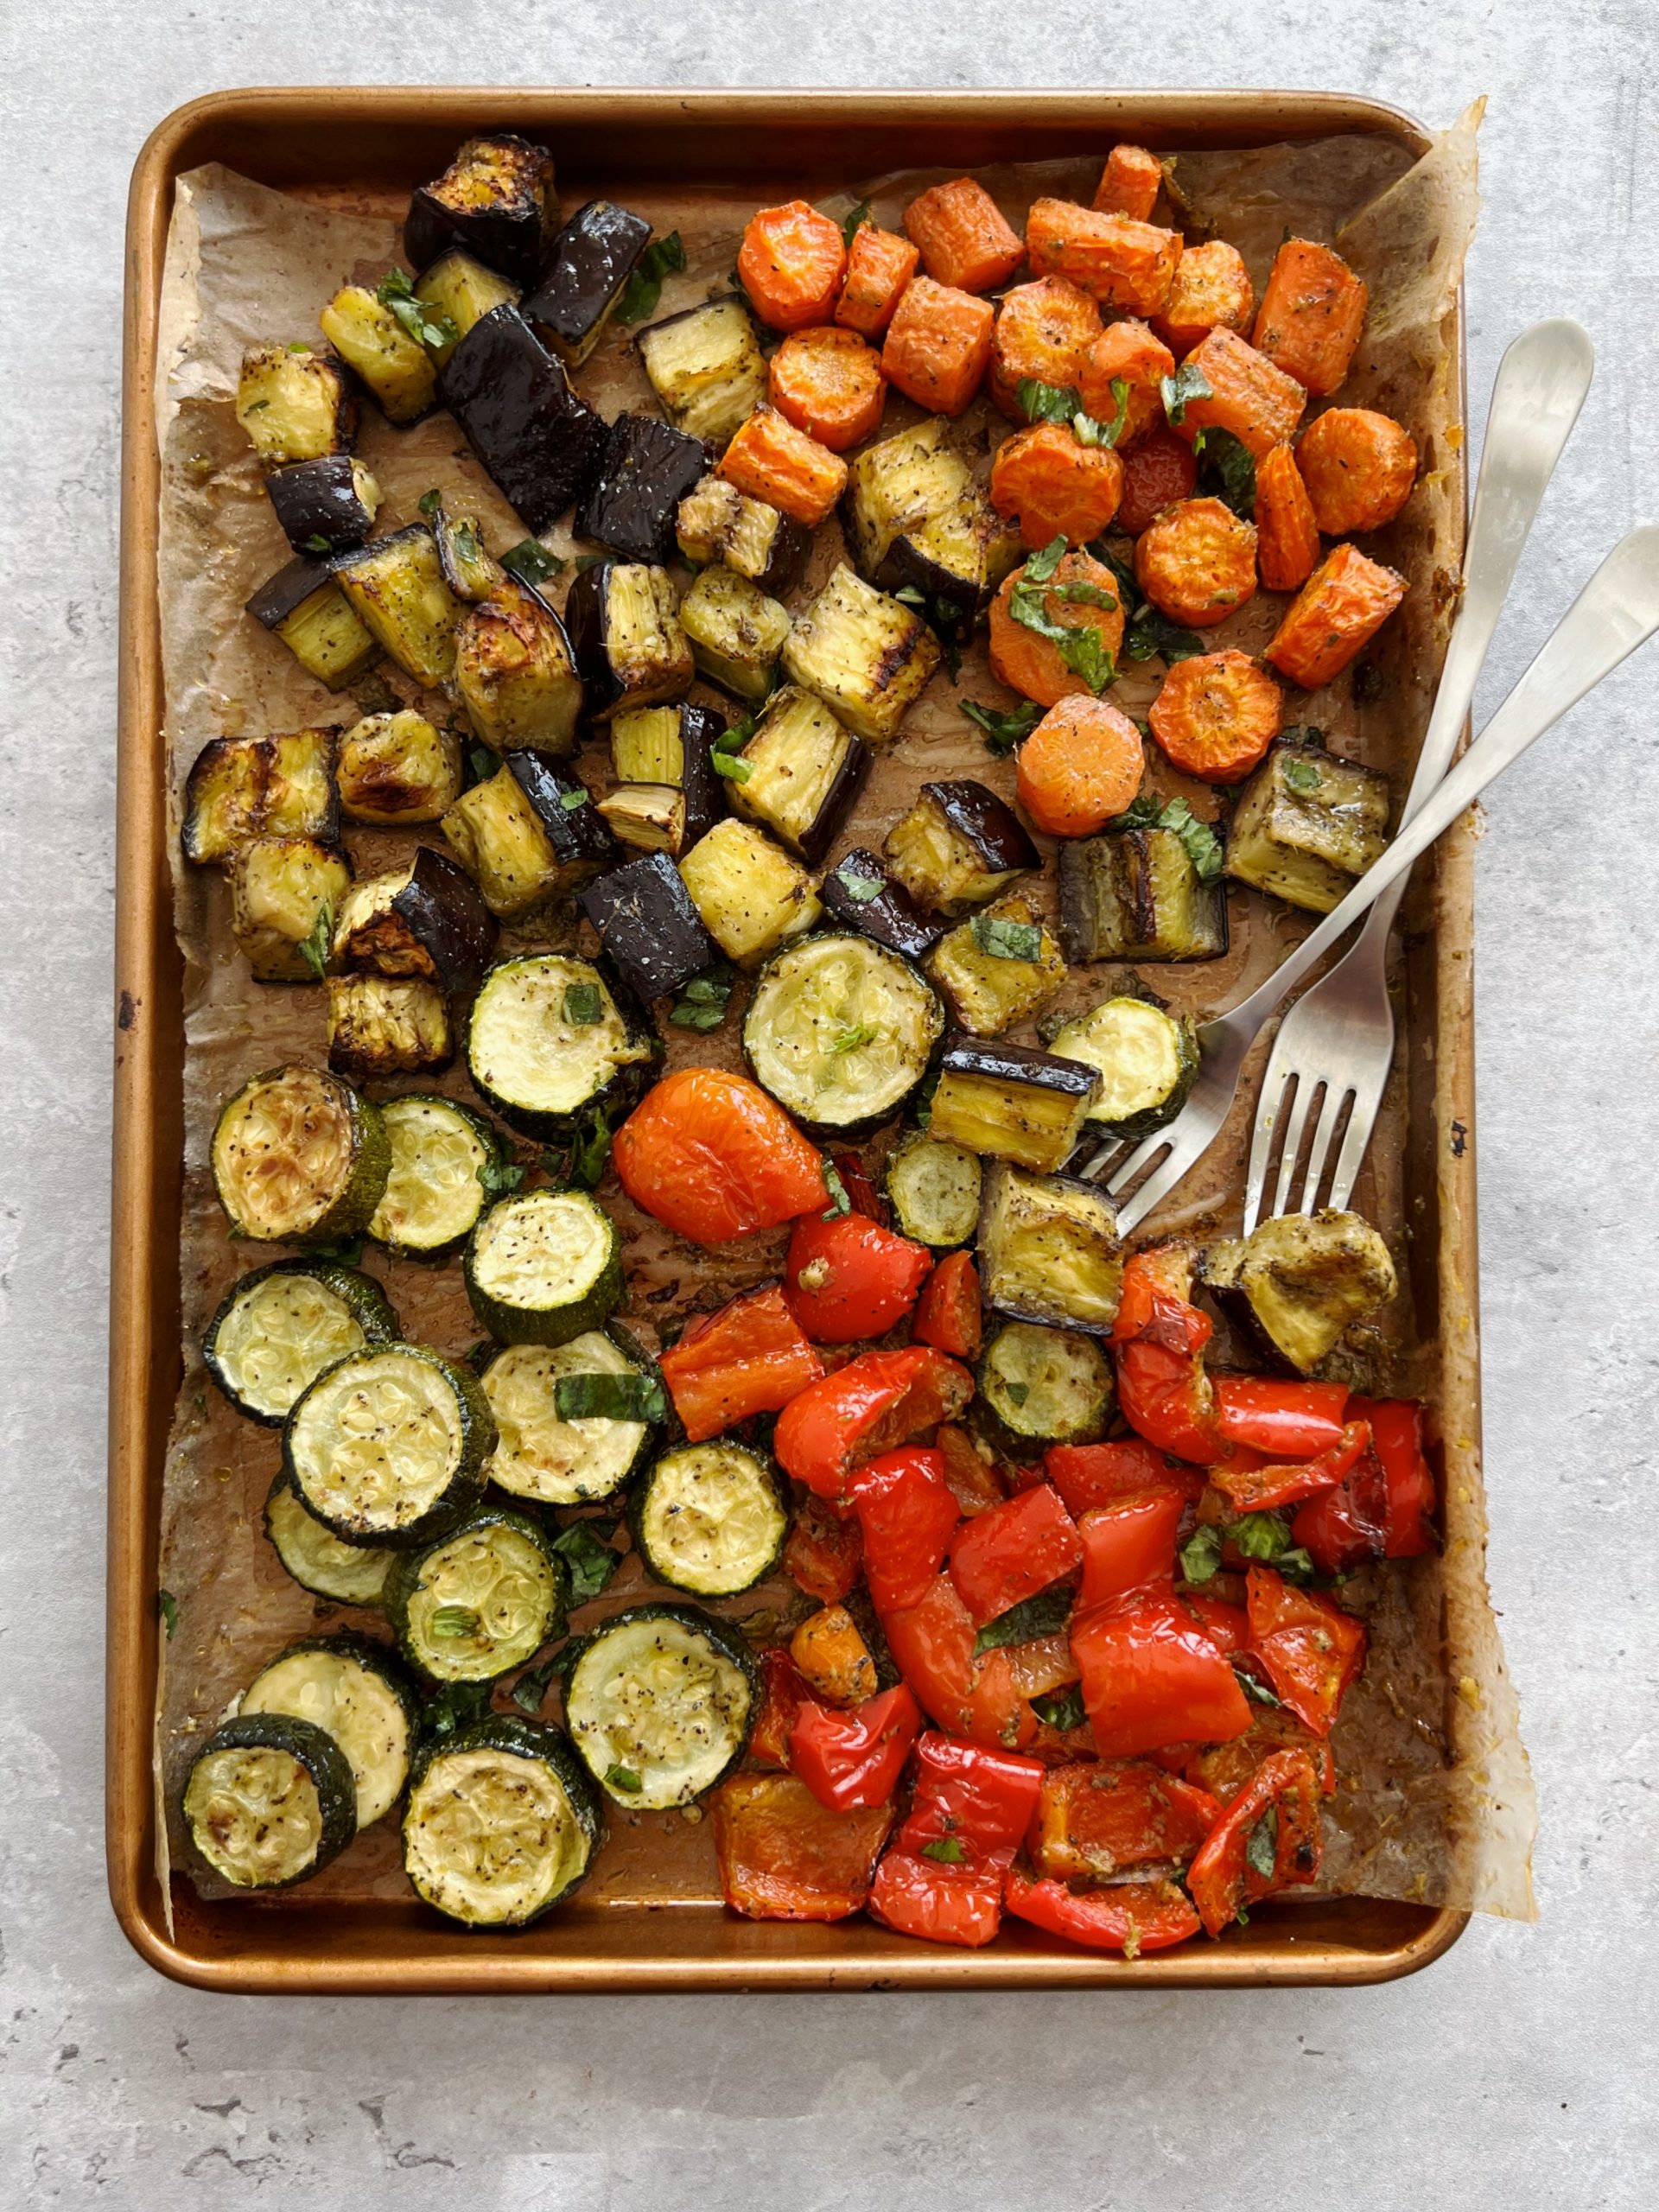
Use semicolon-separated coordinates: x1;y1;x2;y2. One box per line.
1074;522;1659;1235
1243;319;1595;1229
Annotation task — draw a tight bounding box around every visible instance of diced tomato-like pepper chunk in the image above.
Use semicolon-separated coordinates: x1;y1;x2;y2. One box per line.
774;1345;974;1499
1028;1758;1220;1879
878;1573;1039;1751
613;1070;830;1247
713;1773;895;1922
849;1446;961;1612
748;1646;811;1769
948;1484;1083;1626
1004;1868;1201;1954
783;1491;864;1604
912;1250;982;1359
1071;1591;1253;1758
658;1283;825;1442
1076;1491;1184;1611
1213;1375;1350;1459
1185;1748;1325;1936
785;1211;931;1344
1046;1439;1203;1515
1244;1566;1368;1736
790;1683;922;1810
1207;1419;1370;1515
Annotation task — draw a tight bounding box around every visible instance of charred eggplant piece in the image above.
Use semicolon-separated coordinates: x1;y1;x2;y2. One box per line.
818;849;945;963
579;851;719;1003
884;780;1039;918
1202;1210;1398;1376
246;557;381;691
928;1037;1101;1173
319;284;438;423
404;134;559;286
524;200;653;366
727;685;868;866
181;728;340;866
887;486;1022;641
442;760;616;921
637;296;767;449
609;702;723;850
236;346;356;467
327;975;454;1081
454;579;583;757
1224;738;1391;915
675;474;809;596
337;711;464;826
925;893;1066;1037
843;419;972;581
429;499;505;602
1057;828;1229;963
414;250;520;367
596;785;689;855
333;527;461;689
678;817;822;969
441;306;608;533
266;455;382;556
330;848;498;996
977;1164;1123;1334
783;564;941;747
230;836;353;983
576;414;709;563
678;566;791;702
563;560;693;721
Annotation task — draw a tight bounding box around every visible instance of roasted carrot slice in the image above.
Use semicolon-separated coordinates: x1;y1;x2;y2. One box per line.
904;177;1025;294
768;325;888;452
1172;327;1307;461
1254;238;1369;397
1148;649;1284;783
989;423;1124;549
880;276;995;416
988;547;1127;709
1294;407;1418;535
1255;443;1322;590
738;200;848;330
718;402;849;525
1092;144;1164;223
1134;496;1258;629
836;223;919;338
1265;543;1406;689
1153;239;1255;359
1116;425;1198;533
1016;696;1145;836
1025;197;1182;317
989;276;1103;420
1079;318;1174;447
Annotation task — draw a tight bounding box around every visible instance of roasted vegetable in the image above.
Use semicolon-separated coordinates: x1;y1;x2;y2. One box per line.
563;559;693;720
454;577;583;755
181;1714;357;1891
578;850;718;1002
230;836;353;982
675;473;809;594
428;499;505;602
596;783;691;854
284;1340;491;1548
333;527;461;688
678;817;823;968
884;1129;982;1249
768;326;887;451
523;197;652;363
326;974;453;1080
844;418;967;577
818;848;945;963
564;1604;759;1810
609;701;724;849
977;1319;1116;1452
440;305;608;531
928;1037;1100;1173
403;1714;602;1929
387;1505;568;1683
367;1093;507;1259
263;1471;396;1605
637;295;769;448
466;951;658;1140
883;780;1039;917
678;565;791;703
925;893;1066;1037
329;847;497;995
464;1188;625;1344
1265;544;1407;690
1058;826;1229;963
181;726;340;866
206;1259;399;1425
404;133;559;285
880;276;995;416
905;176;1024;294
1016;696;1146;838
719;404;849;527
211;1065;389;1246
742;932;944;1137
1224;736;1389;914
480;1328;658;1504
265;454;382;556
246;556;381;690
575;412;710;563
412;249;519;366
782;563;940;746
236;345;356;466
442;758;614;920
1203;1211;1398;1375
319;283;438;423
738;200;848;331
336;710;463;825
238;1635;419;1829
727;685;868;864
1043;994;1198;1139
632;1441;788;1599
978;1163;1123;1333
841;419;1018;633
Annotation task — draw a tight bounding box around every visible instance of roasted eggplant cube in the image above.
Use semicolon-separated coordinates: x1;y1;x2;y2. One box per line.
926;893;1066;1037
676;474;809;596
266;455;382;556
404;133;559;287
610;702;724;849
327;975;454;1081
728;686;868;866
637;296;768;450
414;250;520;367
928;1037;1101;1173
441;306;608;533
337;711;464;826
246;558;381;691
818;849;945;963
454;579;583;756
843;417;973;582
782;564;942;747
678;817;822;969
563;560;694;720
318;285;439;424
236;345;356;467
887;486;1023;639
579;851;719;1002
442;760;614;921
978;1163;1123;1334
334;527;461;689
678;566;791;703
1057;828;1229;963
884;780;1039;917
1224;740;1391;914
524;200;653;366
330;847;499;996
577;414;710;563
1202;1209;1398;1376
430;501;505;603
596;784;688;854
229;837;353;984
181;728;340;866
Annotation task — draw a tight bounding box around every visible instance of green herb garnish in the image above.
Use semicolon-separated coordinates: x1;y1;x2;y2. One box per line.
1179;1525;1224;1584
478;1158;527;1198
829;1024;875;1055
1198;426;1256;520
1009;536;1116;694
452;519;482;566
834;864;885;902
158;1591;178;1639
468;742;498;784
1227;1516;1315;1580
563;981;603;1027
553;1373;666;1427
502;537;567;586
1105;793;1224;885
1033;1684;1087;1732
1283;757;1322;793
841;200;874;248
670;963;735;1033
606;1764;645;1794
418;487;442;521
559;786;590;810
421;1680;493;1740
821;1160;853;1220
1236;1667;1282;1707
974;1586;1073;1656
614;232;688;326
1245;1806;1279;1881
961;697;1042;756
920;1835;968;1864
303;533;332;554
430;1605;481;1638
298;902;334;983
893;583;927;608
509;1643;577;1713
971;913;1044;962
1160;359;1214;426
552;1518;626;1601
710;751;753;782
1016;377;1084;427
375;268;457;352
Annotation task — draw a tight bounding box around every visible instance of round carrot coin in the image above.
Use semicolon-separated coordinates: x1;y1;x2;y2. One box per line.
988;548;1128;708
1116;427;1198;533
1134;497;1257;627
738;200;848;331
769;326;887;451
1148;650;1284;783
1294;408;1418;535
1079;319;1174;446
989;276;1103;419
989;423;1124;548
1016;696;1146;836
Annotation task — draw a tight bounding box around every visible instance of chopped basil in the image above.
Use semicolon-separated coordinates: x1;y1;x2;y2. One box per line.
711;751;753;782
421;1680;493;1739
1071;410;1108;447
1003;1380;1029;1406
551;1518;626;1601
670;963;735;1033
920;1835;968;1864
1105;793;1224;885
974;1585;1073;1656
563;982;603;1027
452;520;482;566
298;902;334;983
835;864;885;902
820;1159;853;1220
559;786;590;810
1033;1684;1087;1732
842;199;874;248
477;1158;527;1198
1047;580;1117;611
893;583;927;608
468;742;498;785
286;340;310;355
1103;376;1133;448
417;487;442;521
303;1235;365;1267
1236;1666;1282;1707
1016;377;1084;427
552;1372;666;1426
1160;360;1214;427
1198;426;1256;520
606;1764;645;1794
1245;1805;1280;1881
539;1100;623;1192
1179;1525;1224;1584
158;1590;178;1639
1280;725;1326;747
1229;1516;1317;1580
303;533;332;554
509;1643;577;1713
430;1605;482;1638
961;697;1042;756
502;537;567;585
1283;757;1322;793
375;268;458;352
830;1024;876;1055
971;913;1044;963
613;232;688;326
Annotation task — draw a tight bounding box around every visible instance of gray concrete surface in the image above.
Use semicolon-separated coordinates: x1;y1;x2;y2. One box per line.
2;3;1654;2205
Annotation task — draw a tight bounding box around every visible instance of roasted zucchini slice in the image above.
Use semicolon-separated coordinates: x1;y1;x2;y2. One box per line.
404;133;559;286
266;454;382;556
334;527;461;689
676;473;809;594
679;565;791;703
386;1505;568;1683
925;893;1066;1037
238;1633;420;1828
782;563;942;747
927;1038;1101;1174
330;848;498;995
742;932;943;1137
430;498;506;602
884;780;1039;918
366;1094;508;1260
609;701;723;850
977;1165;1123;1334
284;1342;492;1549
884;1128;982;1248
637;296;768;449
563;560;694;720
564;1604;759;1809
413;249;519;366
204;1258;399;1425
523;198;652;364
327;974;453;1081
631;1441;787;1598
1043;995;1199;1138
403;1713;602;1929
842;417;972;582
337;711;464;825
1202;1210;1398;1375
728;686;868;864
211;1065;389;1246
466;952;658;1140
246;556;381;691
976;1319;1116;1454
1224;738;1392;914
576;411;710;562
465;1189;625;1346
818;848;945;963
442;760;616;922
181;726;340;867
578;851;719;1004
454;577;584;756
319;283;438;423
480;1329;658;1504
235;345;356;467
264;1469;397;1607
677;817;823;969
181;1714;357;1891
229;836;353;983
440;305;608;532
1058;826;1230;963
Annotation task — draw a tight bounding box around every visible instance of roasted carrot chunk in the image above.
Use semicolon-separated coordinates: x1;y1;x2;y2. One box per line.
1116;425;1198;533
1154;239;1255;359
1173;327;1306;460
1294;407;1418;535
1016;696;1146;836
990;276;1103;420
1079;319;1174;447
1255;443;1322;590
836;223;918;338
989;422;1124;549
767;324;888;452
1148;649;1284;783
1026;197;1183;317
880;276;995;416
904;177;1025;294
1092;144;1164;223
988;547;1127;709
1254;238;1369;397
713;1773;894;1922
737;200;848;331
1266;542;1406;689
1135;497;1258;629
791;1603;879;1705
718;402;849;526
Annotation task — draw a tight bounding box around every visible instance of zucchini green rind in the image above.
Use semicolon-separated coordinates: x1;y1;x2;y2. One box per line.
283;1343;493;1548
630;1440;787;1599
1043;995;1199;1140
741;933;944;1139
181;1713;357;1891
210;1065;390;1247
386;1504;569;1683
563;1603;759;1810
263;1470;398;1606
238;1632;420;1828
464;1189;624;1347
204;1260;400;1425
366;1094;510;1261
403;1713;602;1929
975;1319;1115;1456
883;1128;982;1249
480;1329;658;1504
466;952;659;1141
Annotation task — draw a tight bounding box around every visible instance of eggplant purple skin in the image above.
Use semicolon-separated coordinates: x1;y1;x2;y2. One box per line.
391;848;500;996
818;848;944;963
404;134;558;286
245;553;337;629
922;781;1040;873
440;307;608;534
562;563;621;713
505;754;621;876
579;851;718;1002
523;200;652;353
787;741;872;870
676;704;727;851
265;456;376;556
576;415;710;563
938;1033;1099;1099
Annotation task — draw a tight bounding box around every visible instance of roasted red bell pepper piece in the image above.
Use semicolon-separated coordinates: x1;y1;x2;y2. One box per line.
869;1848;1005;1947
947;1483;1082;1625
790;1683;922;1809
938;1423;1007;1515
1207;1419;1370;1514
1212;1375;1350;1459
912;1250;984;1359
1028;1758;1220;1879
782;1491;864;1604
613;1069;830;1245
869;1732;1045;1948
1181;1590;1250;1656
1357;1395;1436;1556
658;1282;825;1442
1184;1707;1338;1800
1071;1591;1253;1758
748;1646;811;1768
1046;1438;1204;1514
785;1211;932;1344
1004;1869;1201;1955
713;1773;895;1922
878;1573;1039;1750
849;1446;961;1611
1109;1247;1220;1463
1185;1747;1325;1936
1245;1565;1368;1736
774;1344;974;1499
1076;1491;1184;1611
